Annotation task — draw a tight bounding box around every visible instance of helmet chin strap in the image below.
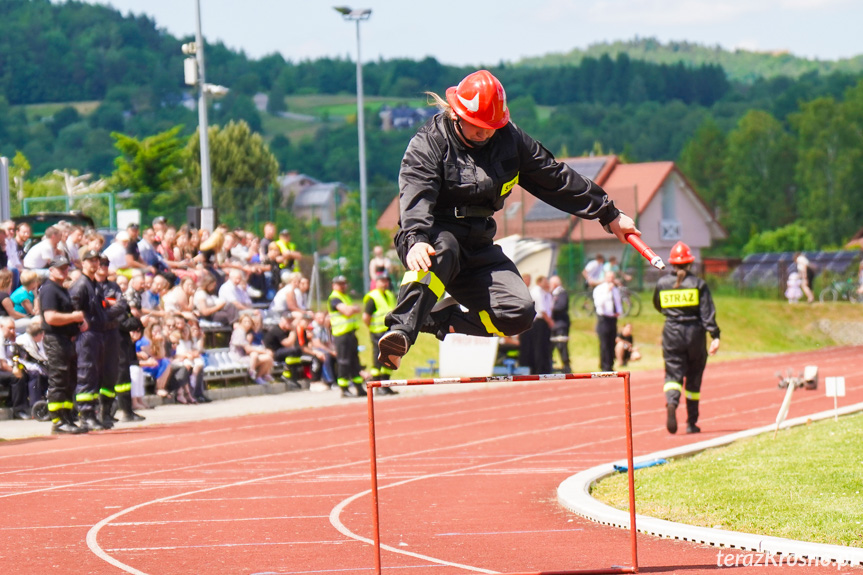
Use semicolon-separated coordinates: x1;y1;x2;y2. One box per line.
455;117;490;149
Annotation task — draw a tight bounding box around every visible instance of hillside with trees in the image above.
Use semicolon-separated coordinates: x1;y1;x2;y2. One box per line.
1;0;863;264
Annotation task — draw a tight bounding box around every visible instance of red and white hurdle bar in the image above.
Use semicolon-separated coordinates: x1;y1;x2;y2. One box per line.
365;371;639;575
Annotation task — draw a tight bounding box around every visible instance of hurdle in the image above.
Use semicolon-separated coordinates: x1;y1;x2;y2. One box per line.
365;372;638;575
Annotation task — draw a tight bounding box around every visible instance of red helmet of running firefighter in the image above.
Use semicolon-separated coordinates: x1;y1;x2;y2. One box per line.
668;241;695;265
445;70;510;130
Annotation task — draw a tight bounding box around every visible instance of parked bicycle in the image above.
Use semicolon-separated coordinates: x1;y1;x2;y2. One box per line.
819;279;862;303
574;285;642;317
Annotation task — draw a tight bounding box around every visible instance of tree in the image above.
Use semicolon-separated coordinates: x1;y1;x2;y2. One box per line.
742;222;815;255
182;120;279;228
111;126;189;222
722;110;797;249
678;117;728;213
790;81;863;246
111;126;186;195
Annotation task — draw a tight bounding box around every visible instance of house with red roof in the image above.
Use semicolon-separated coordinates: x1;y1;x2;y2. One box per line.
376;155;726;271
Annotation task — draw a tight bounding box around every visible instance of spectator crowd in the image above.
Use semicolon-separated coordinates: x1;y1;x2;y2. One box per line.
0;216;403;433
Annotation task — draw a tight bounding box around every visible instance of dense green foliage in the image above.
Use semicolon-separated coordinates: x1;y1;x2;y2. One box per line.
519;37;863;83
2;0;863;264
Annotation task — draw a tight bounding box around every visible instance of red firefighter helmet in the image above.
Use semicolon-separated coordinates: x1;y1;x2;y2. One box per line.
445;70;510;130
668;241;695;265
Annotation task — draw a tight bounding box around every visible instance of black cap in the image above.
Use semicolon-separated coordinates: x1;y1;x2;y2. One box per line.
332;275;347;284
279;228;290;236
49;255;70;268
127;222;139;229
81;249;101;261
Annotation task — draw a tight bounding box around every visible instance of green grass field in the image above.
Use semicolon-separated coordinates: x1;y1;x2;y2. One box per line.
591;412;863;546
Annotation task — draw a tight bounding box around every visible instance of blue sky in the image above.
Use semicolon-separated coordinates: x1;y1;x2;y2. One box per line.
86;0;861;66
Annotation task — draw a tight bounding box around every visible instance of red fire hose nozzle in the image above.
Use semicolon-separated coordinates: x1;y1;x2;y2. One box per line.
626;234;665;270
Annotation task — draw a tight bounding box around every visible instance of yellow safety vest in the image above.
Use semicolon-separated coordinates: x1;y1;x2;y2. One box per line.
275;239;300;271
329;290;359;336
363;288;396;334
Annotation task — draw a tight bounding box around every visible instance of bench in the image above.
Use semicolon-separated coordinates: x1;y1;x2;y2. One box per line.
203;348;250;385
199;320;232;348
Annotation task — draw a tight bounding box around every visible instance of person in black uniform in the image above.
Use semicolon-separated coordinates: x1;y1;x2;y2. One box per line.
377;69;638;370
39;256;88;434
549;275;571;373
70;249;109;430
97;256;144;423
653;241;720;434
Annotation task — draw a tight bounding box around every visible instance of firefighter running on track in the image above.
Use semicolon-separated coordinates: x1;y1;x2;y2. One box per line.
377;69;639;370
653;241;721;434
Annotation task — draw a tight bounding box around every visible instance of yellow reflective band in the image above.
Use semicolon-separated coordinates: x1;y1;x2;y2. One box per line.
685;390;701;401
479;310;504;337
659;288;699;308
501;172;519;196
352;376;363;384
281;371;292;379
401;270;446;299
663;381;683;393
380;366;393;376
48;402;65;412
52;417;62;424
115;383;131;394
369;367;380;377
284;357;302;365
100;388;116;398
76;393;97;402
63;401;74;410
337;378;350;388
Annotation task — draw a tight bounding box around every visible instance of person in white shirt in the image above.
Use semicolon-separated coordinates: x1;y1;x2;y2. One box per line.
795;252;815;303
218;269;253;310
103;232;131;272
23;226;61;277
582;254;606;289
593;271;623;371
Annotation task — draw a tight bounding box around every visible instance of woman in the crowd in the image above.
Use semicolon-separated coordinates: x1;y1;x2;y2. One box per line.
229;314;274;385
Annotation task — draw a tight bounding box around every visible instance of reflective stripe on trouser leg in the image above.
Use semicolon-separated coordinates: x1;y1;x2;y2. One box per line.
337;378;350;389
387;270;448;344
664;381;683;406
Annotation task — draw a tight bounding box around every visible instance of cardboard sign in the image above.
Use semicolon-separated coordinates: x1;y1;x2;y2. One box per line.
439;333;499;377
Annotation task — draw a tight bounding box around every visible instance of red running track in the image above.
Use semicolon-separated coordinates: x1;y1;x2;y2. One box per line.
0;346;861;575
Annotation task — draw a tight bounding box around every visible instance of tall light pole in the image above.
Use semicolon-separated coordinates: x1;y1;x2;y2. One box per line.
182;0;217;232
334;6;372;293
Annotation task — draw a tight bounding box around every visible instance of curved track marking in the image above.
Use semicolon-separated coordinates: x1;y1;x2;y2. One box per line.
87;397;630;573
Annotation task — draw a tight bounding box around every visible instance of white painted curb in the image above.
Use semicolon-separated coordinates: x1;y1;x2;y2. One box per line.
558;402;863;566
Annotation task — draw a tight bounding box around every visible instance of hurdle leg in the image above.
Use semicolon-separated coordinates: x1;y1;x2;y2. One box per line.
366;383;383;575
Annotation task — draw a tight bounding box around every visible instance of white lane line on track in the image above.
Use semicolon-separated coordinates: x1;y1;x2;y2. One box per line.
435;529;584;536
85;400;631;574
66;351;863;573
0;380;614;478
2;384;626;498
106;540;352;551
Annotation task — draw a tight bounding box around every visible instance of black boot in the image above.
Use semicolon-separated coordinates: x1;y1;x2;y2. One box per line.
685;399;700;433
665;403;678;434
52;409;88;435
118;394;145;422
353;381;368;397
99;397;116;429
80;408;105;431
